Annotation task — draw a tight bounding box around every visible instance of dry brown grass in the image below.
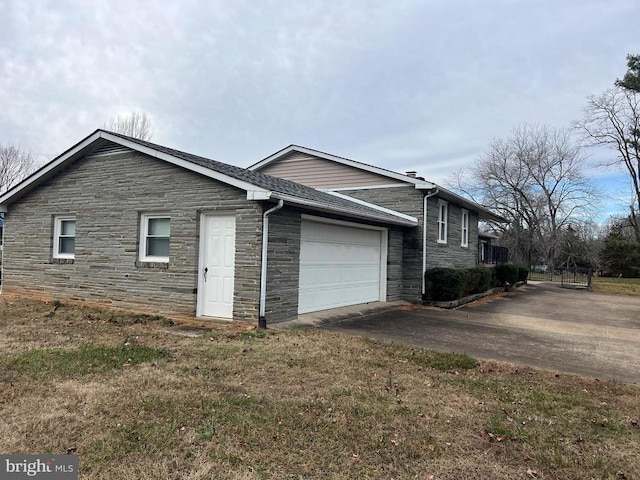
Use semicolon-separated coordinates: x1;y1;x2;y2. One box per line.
0;297;638;479
592;277;640;296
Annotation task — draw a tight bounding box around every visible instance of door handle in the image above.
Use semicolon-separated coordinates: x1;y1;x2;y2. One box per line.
204;267;208;282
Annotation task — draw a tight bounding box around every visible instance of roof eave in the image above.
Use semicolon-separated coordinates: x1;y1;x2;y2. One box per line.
0;129;104;206
427;185;508;223
97;131;271;196
270;193;418;227
0;130;272;207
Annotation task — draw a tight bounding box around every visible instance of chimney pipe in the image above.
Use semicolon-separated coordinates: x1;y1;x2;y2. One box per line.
406;171;417;178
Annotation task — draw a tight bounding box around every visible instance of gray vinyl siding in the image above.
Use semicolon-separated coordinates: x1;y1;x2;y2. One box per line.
259;152;397;189
2;151;263;321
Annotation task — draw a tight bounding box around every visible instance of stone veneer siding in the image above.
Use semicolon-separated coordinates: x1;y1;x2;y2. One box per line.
2;151;263;321
264;208;301;324
426;199;479;269
338;186;424;301
338;187;479;300
263;208;404;323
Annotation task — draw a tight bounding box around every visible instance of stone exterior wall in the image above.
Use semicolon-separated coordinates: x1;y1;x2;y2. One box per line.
425;198;479;269
2;151;263;321
264;208;301;324
338;186;424;301
338;187;481;300
263;208;405;323
386;226;404;301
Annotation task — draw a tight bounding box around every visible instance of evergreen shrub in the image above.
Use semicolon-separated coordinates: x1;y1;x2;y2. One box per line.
464;267;492;296
517;266;529;282
424;268;466;301
494;264;519;286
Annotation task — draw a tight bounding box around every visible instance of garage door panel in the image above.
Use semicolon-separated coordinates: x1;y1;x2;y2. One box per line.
298;220;385;314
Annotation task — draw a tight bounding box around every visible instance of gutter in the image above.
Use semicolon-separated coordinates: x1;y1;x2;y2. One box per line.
270;192;417;227
422;189;439;297
258;199;284;328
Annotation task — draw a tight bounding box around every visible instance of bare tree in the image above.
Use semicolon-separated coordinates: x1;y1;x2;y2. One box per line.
574;87;640;242
0;144;36;193
104;111;153;140
451;124;598;268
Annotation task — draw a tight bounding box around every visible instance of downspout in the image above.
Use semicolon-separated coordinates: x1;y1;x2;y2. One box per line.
258;199;284;329
422;189;439;298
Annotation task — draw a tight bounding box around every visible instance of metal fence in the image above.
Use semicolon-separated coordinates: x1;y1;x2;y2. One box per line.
528;268;593;290
560;268;592;290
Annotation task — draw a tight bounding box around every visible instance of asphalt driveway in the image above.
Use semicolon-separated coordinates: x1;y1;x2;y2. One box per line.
323;281;640;383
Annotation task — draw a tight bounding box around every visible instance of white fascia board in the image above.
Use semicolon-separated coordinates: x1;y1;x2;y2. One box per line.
0;130;105;205
98;132;271;196
251;145;436;189
326;191;418;224
271;192;418;227
0;130;272;206
246;190;272;200
431;183;507;222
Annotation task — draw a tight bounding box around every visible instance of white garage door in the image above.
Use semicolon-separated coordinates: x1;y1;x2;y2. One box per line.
298;219;386;314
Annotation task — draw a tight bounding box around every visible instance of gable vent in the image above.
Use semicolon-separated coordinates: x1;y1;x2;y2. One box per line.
85;140;134;158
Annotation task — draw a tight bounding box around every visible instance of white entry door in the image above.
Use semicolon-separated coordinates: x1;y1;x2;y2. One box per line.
197;215;236;319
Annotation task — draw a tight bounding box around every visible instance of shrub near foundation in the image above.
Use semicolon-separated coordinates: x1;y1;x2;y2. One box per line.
517;266;529;282
463;267;492;296
494;264;519;286
424;267;466;301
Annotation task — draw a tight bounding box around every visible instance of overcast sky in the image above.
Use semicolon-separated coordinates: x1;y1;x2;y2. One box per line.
1;1;638;219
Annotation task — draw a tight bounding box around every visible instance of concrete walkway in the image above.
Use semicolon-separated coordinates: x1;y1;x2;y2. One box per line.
289;282;640;383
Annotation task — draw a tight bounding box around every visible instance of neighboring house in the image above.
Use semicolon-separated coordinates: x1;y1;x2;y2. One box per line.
250;145;505;301
0;132;502;326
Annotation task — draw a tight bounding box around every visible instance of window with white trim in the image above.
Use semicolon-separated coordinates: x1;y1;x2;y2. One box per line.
437;200;448;244
461;209;469;247
139;214;170;262
53;217;76;259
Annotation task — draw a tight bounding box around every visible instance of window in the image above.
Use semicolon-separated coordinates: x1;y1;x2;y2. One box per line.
140;214;170;262
437;200;448;244
54;217;76;259
461;209;469;247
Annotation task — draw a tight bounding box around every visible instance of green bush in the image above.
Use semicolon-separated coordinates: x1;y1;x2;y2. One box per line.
517;266;529;282
424;268;467;301
464;267;492;296
494;264;519;286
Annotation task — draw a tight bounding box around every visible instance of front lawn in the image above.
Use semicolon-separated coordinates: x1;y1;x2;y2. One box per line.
0;298;638;479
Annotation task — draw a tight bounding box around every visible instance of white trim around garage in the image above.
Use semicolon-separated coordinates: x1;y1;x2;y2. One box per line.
298;215;388;313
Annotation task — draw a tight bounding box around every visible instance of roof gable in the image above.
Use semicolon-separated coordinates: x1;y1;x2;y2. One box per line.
250;145;436;189
256;150;404;189
252;144;507;223
0;130;418;227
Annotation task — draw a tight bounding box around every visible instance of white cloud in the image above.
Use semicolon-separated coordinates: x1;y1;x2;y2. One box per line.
0;0;638;221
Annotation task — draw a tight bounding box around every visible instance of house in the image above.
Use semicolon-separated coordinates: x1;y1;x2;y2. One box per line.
0;131;502;326
250;145;505;300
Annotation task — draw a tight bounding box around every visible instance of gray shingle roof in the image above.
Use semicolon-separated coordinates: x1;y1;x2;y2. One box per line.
103;130;417;226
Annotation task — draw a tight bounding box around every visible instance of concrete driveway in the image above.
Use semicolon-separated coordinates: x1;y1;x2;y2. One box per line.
322;281;640;383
